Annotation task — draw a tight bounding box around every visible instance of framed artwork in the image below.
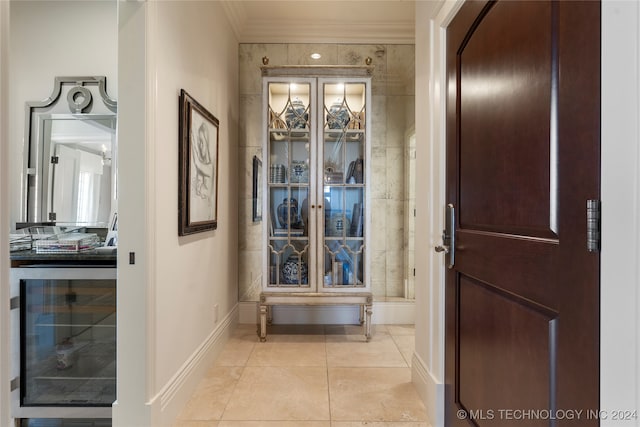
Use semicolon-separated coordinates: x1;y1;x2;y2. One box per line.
178;89;219;235
252;155;263;222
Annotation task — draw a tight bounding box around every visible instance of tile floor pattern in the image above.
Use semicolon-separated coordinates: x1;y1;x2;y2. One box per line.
174;324;430;427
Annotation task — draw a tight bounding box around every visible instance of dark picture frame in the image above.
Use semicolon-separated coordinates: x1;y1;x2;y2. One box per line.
178;89;219;235
252;155;263;222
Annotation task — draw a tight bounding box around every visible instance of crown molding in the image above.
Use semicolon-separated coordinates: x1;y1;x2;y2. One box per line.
221;1;414;44
238;19;415;44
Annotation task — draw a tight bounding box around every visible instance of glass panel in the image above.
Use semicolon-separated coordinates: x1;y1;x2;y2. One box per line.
324;83;366;131
268;239;310;287
21;278;116;406
323;239;365;287
323;82;366;185
269;187;309;236
321;81;367;290
267;81;313;289
268;82;311;132
322;185;365;288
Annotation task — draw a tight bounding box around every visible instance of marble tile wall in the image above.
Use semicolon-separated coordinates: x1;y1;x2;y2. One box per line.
238;43;415;301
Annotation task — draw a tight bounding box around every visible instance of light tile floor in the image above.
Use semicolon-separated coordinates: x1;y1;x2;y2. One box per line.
174;324;430;427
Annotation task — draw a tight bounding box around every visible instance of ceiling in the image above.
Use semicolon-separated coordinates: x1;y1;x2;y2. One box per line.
221;1;417;44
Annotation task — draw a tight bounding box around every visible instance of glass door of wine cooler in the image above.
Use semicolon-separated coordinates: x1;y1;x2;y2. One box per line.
14;267;116;410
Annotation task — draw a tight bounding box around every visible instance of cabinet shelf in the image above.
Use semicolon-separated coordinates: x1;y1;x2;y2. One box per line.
27;341;115;379
34;323;115;328
270;129;310;140
323;237;364;241
324;130;364;143
34;376;116;382
323;183;365;188
269;183;309;187
28;305;116;314
271;229;305;236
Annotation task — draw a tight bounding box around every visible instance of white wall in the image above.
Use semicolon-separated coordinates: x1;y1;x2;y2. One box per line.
601;1;640;425
1;2;11;425
8;0;118;226
413;2;640;427
413;2;459;426
152;0;239;394
115;1;239;425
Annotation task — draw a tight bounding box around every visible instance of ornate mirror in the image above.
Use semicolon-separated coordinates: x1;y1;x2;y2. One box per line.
23;76;117;227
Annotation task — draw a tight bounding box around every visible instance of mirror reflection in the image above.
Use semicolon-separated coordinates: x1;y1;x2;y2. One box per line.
43;115;116;226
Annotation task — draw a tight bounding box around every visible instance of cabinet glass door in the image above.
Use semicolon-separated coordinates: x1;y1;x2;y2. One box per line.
20;274;116;406
266;80;315;288
320;81;367;288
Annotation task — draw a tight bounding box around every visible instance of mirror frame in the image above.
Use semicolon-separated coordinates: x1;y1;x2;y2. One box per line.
23;76;117;226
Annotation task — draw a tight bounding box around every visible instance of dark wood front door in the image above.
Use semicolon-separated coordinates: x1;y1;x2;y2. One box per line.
444;1;600;426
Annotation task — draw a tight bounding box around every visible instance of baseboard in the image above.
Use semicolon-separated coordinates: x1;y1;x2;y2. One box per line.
412;352;444;427
148;304;238;426
238;299;415;325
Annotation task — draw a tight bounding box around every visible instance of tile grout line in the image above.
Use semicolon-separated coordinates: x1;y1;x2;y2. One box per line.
216;331;255;423
390;331;409;368
324;328;333;424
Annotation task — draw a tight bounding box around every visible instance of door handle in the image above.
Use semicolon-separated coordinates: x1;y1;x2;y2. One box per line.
435;244;449;254
434;203;455;269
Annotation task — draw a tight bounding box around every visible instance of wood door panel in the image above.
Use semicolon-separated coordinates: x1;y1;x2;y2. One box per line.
458;275;557;427
446;1;600;426
455;230;557;308
458;1;556;238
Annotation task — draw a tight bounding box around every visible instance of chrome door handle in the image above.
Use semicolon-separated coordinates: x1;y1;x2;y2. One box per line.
435;244;449;254
434;203;455;269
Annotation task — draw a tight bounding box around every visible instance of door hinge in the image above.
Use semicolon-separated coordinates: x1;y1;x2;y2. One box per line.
10;377;19;392
413;268;416;277
10;296;19;310
50;155;59;164
587;199;601;253
48;212;56;221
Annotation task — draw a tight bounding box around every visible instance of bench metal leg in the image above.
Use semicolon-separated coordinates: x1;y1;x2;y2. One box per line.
364;304;373;341
259;304;268;342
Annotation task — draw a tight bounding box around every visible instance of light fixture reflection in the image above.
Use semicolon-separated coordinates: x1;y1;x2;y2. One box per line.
310;53;322;59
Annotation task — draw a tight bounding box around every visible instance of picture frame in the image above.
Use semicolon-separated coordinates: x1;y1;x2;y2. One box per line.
252;155;263;222
178;89;219;235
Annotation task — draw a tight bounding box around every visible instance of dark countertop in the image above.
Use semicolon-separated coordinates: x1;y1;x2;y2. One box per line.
10;249;117;267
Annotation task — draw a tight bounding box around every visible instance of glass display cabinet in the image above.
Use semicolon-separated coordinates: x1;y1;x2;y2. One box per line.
259;66;373;341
